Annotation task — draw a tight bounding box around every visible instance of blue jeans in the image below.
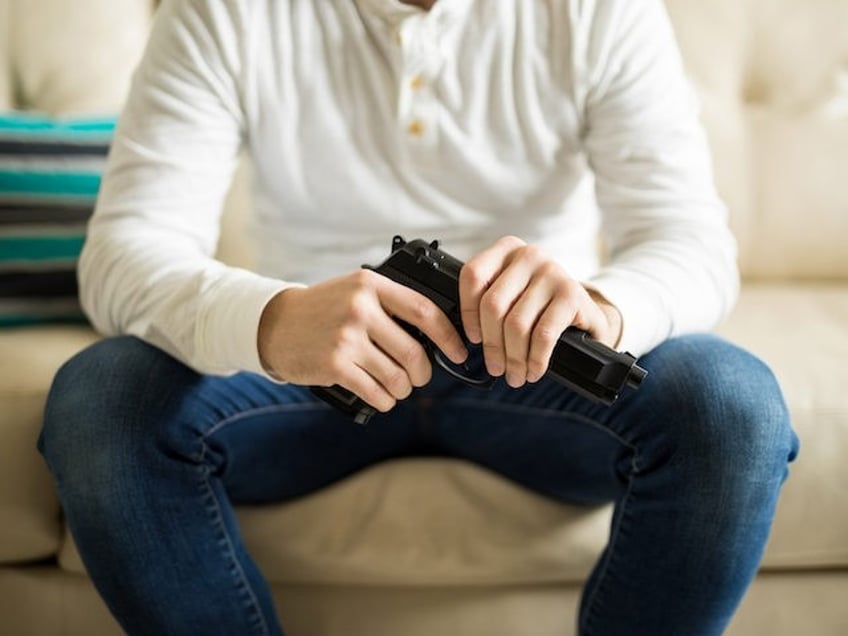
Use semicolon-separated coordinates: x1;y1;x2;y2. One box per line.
39;333;798;635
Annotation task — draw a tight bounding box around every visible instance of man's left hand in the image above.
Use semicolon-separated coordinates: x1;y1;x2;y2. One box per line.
459;236;623;388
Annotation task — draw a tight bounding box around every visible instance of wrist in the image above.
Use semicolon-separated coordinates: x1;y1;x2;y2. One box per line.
257;286;306;381
586;288;623;348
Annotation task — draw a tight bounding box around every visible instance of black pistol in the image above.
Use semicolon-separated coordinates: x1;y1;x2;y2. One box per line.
312;236;647;424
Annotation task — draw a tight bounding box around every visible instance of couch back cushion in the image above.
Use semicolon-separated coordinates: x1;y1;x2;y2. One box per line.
0;1;10;111
4;0;153;115
666;0;848;280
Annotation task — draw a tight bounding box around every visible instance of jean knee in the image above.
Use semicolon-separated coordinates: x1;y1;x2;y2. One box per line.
640;335;798;485
40;336;196;498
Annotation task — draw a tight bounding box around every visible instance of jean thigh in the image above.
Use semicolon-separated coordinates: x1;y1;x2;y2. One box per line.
426;369;631;505
40;335;425;507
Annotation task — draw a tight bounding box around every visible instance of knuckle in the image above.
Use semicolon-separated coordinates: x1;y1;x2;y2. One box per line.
326;357;348;382
539;259;563;278
505;311;532;335
334;325;360;349
343;293;371;323
460;265;487;290
409;298;435;323
482;291;509;317
519;244;544;263
505;355;526;372
481;340;502;356
351;269;377;287
385;372;411;399
498;235;526;249
400;341;427;369
554;277;580;298
532;325;561;351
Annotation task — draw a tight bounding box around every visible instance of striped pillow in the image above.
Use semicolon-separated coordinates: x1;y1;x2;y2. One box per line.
0;112;115;326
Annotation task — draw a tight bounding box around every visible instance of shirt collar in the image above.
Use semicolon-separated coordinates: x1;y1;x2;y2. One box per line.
356;0;467;25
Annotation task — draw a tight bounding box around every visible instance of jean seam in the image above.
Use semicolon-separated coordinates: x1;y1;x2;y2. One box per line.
445;397;636;451
197;457;271;636
194;403;331;460
580;460;637;635
192;403;330;634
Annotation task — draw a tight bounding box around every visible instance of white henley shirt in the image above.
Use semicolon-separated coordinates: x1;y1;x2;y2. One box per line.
80;0;739;378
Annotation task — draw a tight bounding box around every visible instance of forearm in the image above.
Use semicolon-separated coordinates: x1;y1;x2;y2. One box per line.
581;0;739;355
79;220;292;376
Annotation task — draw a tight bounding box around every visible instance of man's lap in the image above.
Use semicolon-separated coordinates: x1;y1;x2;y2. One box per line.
42;333;793;510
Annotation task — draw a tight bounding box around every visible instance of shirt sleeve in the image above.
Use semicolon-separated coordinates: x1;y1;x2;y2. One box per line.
79;0;295;377
579;0;739;356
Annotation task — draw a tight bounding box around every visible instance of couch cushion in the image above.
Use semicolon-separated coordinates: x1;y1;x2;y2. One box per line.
0;325;100;562
0;113;115;325
0;0;10;110
8;0;152;114
716;283;848;569
666;0;848;280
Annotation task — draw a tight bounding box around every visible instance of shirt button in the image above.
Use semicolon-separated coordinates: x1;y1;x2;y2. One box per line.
407;119;426;137
410;74;425;91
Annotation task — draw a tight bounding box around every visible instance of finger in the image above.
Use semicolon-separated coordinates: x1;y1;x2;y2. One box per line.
525;299;573;384
367;313;433;387
525;280;602;383
357;344;415;400
459;235;525;344
502;276;555;387
337;364;397;413
377;279;468;365
479;254;537;377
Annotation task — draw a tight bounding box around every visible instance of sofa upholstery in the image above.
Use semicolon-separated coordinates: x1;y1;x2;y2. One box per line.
1;0;847;634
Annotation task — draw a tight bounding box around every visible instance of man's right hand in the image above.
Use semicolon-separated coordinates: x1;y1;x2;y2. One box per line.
257;270;468;413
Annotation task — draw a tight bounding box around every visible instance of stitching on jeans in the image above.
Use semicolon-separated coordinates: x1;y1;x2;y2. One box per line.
198;459;271;636
446;397;637;452
580;459;638;635
202;402;331;441
188;401;331;631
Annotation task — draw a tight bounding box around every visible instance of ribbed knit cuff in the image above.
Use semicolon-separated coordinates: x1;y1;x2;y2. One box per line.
584;271;669;357
195;268;306;380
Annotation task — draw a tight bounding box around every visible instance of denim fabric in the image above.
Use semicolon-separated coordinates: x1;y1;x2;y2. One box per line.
39;334;798;635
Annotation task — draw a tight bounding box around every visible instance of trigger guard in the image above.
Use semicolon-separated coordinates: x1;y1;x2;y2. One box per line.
431;348;495;390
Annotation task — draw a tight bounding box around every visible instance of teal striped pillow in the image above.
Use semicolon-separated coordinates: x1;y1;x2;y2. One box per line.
0;112;115;326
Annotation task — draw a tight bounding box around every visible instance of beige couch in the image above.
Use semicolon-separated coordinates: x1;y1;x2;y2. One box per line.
1;0;846;634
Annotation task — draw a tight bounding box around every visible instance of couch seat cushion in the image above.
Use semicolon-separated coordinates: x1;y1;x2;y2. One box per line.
0;325;100;562
716;282;848;569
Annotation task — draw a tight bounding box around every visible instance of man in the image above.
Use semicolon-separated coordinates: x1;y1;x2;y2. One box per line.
39;0;798;634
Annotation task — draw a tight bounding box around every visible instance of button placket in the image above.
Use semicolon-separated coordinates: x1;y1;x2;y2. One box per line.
396;15;441;151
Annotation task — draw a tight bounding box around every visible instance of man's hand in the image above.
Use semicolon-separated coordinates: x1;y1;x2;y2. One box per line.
459;236;623;388
258;270;468;413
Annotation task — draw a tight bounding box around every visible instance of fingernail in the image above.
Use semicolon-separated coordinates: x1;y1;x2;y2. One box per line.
488;362;504;377
506;372;523;388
